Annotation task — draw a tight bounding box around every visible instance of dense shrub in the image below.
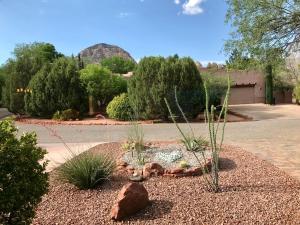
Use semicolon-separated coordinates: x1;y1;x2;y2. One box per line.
80;64;127;107
2;43;61;113
128;55;204;119
100;56;136;74
201;73;229;106
53;109;80;121
0;119;48;224
106;93;133;120
25;57;86;117
58;152;116;190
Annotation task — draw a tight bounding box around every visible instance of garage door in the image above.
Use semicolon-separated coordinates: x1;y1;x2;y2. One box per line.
229;87;255;105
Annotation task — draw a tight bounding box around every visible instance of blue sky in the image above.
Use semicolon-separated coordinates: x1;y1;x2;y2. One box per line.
0;0;230;65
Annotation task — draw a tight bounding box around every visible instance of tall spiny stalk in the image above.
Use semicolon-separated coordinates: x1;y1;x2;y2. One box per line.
165;75;230;192
164;90;212;189
204;75;230;192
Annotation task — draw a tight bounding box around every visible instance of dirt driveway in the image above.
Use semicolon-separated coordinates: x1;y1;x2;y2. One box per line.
229;103;300;120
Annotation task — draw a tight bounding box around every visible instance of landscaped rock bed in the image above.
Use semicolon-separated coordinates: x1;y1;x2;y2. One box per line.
119;144;211;178
32;142;300;225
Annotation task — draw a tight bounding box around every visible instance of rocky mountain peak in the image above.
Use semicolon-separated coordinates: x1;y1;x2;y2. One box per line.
79;43;135;64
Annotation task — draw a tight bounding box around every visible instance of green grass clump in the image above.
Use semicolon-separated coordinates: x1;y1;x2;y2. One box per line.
179;160;190;169
58;152;116;190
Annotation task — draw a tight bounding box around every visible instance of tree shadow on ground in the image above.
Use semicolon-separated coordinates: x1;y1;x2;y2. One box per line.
127;200;174;221
219;157;237;171
220;183;298;193
99;174;129;191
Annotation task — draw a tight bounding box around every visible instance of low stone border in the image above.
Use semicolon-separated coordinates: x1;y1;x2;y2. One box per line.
116;159;212;179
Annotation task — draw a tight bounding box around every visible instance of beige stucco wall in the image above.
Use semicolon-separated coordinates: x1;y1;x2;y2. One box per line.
200;69;266;104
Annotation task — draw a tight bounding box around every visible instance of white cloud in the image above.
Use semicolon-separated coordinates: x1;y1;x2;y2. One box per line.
118;12;131;18
174;0;180;4
182;0;205;15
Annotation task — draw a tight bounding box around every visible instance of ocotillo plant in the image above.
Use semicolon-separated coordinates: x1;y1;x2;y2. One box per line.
165;76;230;192
204;75;230;192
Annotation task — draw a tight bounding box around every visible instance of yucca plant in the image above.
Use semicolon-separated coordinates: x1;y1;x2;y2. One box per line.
126;117;146;165
165;75;230;192
57;152;116;190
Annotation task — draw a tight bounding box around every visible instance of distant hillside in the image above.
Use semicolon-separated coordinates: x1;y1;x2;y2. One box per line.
79;43;135;64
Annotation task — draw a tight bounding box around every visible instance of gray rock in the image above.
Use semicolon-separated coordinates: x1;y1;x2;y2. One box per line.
79;43;135;64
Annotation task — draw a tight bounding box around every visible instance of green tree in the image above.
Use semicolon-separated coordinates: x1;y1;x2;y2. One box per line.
226;49;259;70
128;56;204;120
201;73;229;106
25;57;85;117
100;56;136;74
79;64;127;113
2;42;61;113
206;62;219;69
225;0;300;104
77;53;84;70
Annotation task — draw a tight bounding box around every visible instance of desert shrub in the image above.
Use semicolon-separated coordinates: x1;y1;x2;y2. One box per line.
25;57;86;117
128;55;204;120
52;109;80;121
100;56;136;74
80;64;127;107
106;93;133;120
0;119;48;224
57;152;116;190
201;73;229;106
52;111;62;120
127;121;145;165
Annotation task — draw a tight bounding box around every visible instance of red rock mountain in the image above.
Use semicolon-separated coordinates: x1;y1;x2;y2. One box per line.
79;43;135;64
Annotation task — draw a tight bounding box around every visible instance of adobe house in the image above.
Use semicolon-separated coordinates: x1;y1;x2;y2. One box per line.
199;68;292;105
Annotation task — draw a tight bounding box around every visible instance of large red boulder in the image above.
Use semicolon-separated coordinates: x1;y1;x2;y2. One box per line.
111;182;149;221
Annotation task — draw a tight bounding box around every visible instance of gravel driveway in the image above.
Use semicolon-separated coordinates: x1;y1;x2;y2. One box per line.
15;104;300;180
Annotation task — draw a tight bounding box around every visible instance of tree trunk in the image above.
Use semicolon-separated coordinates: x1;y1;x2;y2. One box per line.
88;95;94;116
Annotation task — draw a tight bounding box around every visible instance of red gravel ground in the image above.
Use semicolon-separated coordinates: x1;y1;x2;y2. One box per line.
17;112;249;126
17;118;157;125
32;143;300;225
